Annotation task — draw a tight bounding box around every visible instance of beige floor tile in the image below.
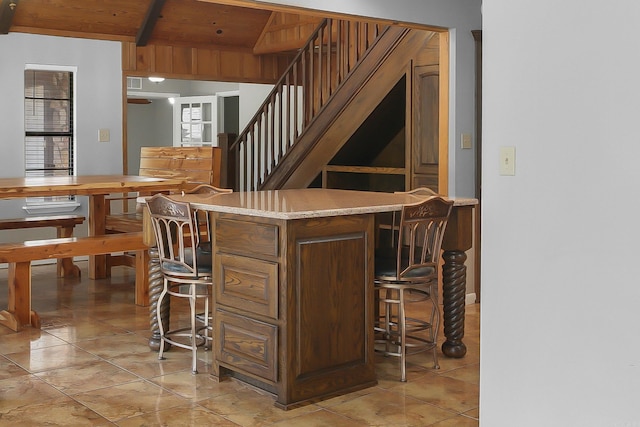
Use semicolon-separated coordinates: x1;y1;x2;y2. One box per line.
149;369;242;401
197;387;318;426
315;386;379;409
390;374;480;414
34;359;141;394
0;375;67;412
373;355;435;387
72;331;152;359
436;363;480;385
43;320;131;343
101;313;155;334
323;388;458;426
116;403;241;426
430;414;479;426
271;408;368;426
72;379;190;422
0;395;113;426
463;407;480;419
105;351;195;379
0;355;29;381
4;343;101;373
0;328;68;354
38;308;95;329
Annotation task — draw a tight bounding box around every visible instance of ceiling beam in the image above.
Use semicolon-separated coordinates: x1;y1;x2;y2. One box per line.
136;0;166;46
0;0;19;35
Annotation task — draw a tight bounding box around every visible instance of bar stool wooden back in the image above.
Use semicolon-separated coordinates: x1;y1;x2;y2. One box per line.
374;195;453;381
146;193;213;374
186;184;232;254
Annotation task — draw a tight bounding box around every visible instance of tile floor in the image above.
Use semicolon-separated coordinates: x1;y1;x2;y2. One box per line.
0;262;479;426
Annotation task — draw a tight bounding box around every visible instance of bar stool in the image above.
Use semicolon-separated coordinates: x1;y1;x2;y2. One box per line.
374;195;453;381
146;193;214;374
185;185;232;344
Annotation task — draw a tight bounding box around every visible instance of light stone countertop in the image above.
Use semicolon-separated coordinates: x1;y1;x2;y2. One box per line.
167;188;477;220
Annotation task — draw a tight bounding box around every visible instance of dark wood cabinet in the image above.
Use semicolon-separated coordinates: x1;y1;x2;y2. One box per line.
211;211;377;409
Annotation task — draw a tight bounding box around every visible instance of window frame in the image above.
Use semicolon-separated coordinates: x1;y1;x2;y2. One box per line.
23;64;79;214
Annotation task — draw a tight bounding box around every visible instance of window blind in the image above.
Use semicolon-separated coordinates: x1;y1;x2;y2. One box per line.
24;69;74;203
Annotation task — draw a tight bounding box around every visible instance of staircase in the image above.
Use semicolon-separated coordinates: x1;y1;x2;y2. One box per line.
228;18;433;191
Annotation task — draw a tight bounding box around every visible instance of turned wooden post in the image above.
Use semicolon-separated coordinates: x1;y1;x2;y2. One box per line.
440;205;474;358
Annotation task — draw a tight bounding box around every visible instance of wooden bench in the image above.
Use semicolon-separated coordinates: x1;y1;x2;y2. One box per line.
105;146;222;273
0;214;85;278
0;232;147;332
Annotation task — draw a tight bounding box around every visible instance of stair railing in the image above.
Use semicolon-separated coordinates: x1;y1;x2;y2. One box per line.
229;18;387;191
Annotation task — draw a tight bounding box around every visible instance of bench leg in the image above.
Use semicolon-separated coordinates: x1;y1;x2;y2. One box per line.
0;262;40;332
135;249;150;306
56;225;81;278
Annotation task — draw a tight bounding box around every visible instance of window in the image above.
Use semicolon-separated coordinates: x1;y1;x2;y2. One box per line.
172;95;217;146
24;66;76;206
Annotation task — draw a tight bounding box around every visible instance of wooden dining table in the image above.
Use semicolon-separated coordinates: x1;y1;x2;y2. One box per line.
0;174;184;281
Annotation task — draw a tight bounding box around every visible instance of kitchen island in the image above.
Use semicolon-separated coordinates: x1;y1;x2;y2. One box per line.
145;189;476;409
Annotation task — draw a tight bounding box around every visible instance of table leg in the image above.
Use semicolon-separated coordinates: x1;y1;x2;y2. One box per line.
148;246;170;350
88;194;107;279
441;249;467;358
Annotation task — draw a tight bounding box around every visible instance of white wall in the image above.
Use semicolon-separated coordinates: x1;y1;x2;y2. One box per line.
238;83;274;132
126;101;173;174
0;33;122;225
259;0;482;197
481;1;640;426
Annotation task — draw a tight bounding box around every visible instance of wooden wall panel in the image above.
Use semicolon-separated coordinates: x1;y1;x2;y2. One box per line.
415;32;439;66
254;12;322;54
171;46;193;75
123;42;290;83
154;46;175;74
194;49;221;77
133;45;154;73
220;50;244;78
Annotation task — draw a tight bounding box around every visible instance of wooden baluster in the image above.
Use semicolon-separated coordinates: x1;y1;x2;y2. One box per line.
285;73;291;150
317;25;323;108
256;117;262;189
336;20;343;85
326;19;332;98
245;132;251;192
293;66;299;140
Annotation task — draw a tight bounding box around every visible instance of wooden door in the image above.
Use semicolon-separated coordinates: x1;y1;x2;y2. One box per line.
412;64;439;191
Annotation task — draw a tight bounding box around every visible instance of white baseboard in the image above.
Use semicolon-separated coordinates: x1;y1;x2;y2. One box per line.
466;293;477;305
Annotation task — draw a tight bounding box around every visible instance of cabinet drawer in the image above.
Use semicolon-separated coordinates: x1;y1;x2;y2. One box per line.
216;310;278;383
215;253;278;319
215;218;278;258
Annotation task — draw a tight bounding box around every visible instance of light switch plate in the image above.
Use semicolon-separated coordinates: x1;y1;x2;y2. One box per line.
499;146;516;176
461;133;472;149
98;128;110;142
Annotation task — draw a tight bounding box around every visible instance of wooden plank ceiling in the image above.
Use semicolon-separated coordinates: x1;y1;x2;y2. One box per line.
0;0;322;53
